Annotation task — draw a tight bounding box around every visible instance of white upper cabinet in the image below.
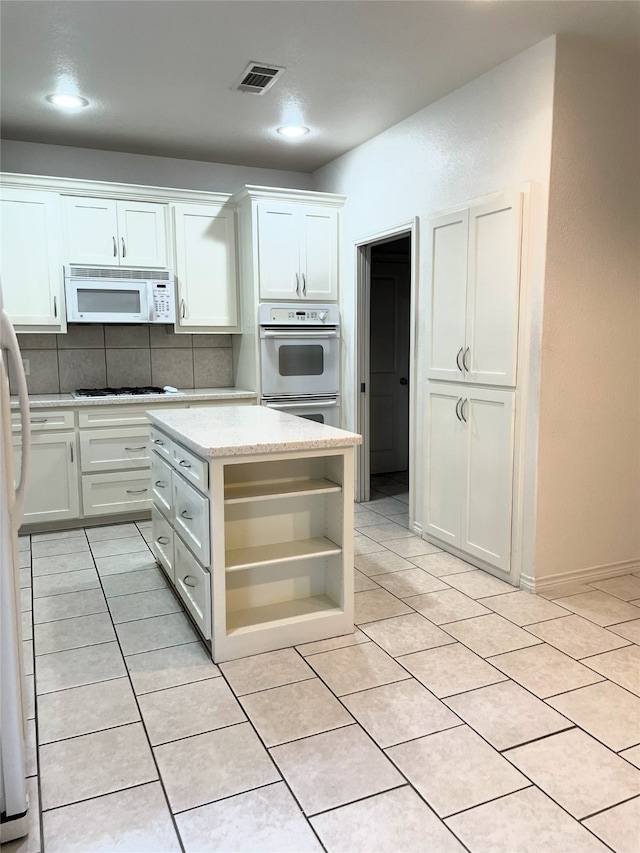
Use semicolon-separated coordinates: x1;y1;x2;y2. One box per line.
172;203;240;332
0;188;65;331
257;201;339;301
427;190;522;387
64;197;168;268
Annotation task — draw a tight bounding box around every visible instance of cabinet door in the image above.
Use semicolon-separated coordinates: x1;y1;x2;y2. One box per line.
461;388;515;571
465;191;522;386
427;210;468;382
299;207;338;300
116;200;168;268
64;196;119;265
0;189;64;330
256;202;299;300
173;203;239;330
423;385;465;546
12;432;79;524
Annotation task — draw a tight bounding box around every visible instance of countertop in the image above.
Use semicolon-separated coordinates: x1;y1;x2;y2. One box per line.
147;405;362;458
11;388;257;409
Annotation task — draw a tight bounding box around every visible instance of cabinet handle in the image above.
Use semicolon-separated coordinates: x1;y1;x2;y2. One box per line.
463;347;470;371
183;575;198;588
156;536;170;545
295;273;300;297
180;299;186;319
456;348;464;372
127;487;148;494
154;480;168;488
121;237;127;258
461;398;469;422
113;236;117;257
53;296;57;318
179;460;192;468
455;398;463;421
153;438;165;446
125;445;146;452
302;273;306;297
69;442;74;463
30;417;48;424
180;509;193;520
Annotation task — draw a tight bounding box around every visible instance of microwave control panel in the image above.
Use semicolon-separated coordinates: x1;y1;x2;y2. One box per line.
152;282;176;322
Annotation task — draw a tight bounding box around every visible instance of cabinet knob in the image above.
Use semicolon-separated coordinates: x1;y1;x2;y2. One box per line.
156;536;170;545
463;347;470;372
180;509;193;520
113;236;117;257
456;348;464;372
183;575;197;588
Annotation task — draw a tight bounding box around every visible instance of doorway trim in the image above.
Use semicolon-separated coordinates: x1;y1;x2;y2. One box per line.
354;218;418;525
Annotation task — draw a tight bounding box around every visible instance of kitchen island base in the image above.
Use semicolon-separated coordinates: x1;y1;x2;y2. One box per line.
147;406;360;663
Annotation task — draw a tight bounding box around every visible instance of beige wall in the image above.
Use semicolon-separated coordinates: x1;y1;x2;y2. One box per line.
535;37;640;583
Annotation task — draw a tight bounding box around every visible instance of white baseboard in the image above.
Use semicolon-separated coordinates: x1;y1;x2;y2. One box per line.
411;521;423;537
522;558;640;594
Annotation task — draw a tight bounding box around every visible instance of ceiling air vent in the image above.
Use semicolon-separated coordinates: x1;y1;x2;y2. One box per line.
233;62;285;95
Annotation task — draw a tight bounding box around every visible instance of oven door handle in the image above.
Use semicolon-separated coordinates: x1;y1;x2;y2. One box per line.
261;330;339;339
265;398;339;409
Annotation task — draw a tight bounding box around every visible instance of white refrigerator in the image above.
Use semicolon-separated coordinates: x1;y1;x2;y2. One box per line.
0;285;31;843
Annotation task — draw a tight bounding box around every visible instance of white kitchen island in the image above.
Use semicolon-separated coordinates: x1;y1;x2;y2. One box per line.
146;405;362;662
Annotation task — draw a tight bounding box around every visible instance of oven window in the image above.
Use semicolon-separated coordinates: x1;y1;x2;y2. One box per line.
77;288;141;314
278;344;324;376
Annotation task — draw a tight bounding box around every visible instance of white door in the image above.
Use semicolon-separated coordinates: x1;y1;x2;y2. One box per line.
299;208;338;300
0;189;64;330
465;191;522;386
257;202;299;300
64;196;119;265
12;432;79;524
427;210;468;382
423;384;465;546
173;203;239;330
461;387;515;572
116;201;168;268
369;261;410;474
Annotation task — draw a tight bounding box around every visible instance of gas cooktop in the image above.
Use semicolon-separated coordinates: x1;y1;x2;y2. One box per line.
72;386;182;398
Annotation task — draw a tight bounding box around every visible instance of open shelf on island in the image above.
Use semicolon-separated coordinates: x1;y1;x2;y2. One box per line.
226;594;341;634
226;537;342;571
224;478;341;504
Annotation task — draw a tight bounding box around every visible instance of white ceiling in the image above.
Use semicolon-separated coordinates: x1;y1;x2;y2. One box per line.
1;1;639;173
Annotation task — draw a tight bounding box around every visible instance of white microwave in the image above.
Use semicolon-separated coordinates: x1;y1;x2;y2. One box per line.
64;265;176;324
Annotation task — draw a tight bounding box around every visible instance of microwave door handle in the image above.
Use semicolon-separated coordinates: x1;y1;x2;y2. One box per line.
147;286;154;322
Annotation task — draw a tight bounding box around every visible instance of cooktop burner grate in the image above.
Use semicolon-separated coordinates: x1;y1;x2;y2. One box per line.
74;386;169;397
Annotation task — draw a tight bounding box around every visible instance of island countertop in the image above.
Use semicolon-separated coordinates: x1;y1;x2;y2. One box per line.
147;404;362;458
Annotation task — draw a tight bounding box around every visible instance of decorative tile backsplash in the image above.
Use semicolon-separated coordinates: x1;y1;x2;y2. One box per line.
12;325;234;394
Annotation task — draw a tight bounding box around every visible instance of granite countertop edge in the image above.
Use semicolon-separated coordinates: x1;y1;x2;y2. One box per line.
11;388;257;409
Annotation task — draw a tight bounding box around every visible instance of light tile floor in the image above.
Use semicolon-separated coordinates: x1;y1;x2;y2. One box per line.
5;472;640;853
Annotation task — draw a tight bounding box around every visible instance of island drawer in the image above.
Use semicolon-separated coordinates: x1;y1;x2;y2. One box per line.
151;505;175;582
171;442;208;492
173;473;210;567
174;534;211;640
151;451;173;517
149;425;173;462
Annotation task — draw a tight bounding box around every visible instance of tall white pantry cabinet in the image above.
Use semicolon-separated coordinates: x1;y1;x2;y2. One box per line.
423;189;523;578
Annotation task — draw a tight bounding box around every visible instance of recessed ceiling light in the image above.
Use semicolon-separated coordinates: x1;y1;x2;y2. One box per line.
277;125;310;139
46;93;89;109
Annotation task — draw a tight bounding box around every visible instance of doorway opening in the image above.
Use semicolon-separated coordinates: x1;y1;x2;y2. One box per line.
356;229;414;515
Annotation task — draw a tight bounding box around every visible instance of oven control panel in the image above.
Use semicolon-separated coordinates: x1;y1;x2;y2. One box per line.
258;303;339;326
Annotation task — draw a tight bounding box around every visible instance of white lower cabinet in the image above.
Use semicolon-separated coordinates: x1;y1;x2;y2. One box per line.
174;534;212;640
81;469;151;517
12;431;79;524
424;383;515;573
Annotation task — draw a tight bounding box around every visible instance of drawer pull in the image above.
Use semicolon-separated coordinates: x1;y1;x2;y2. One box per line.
179;460;192;468
154;480;168;488
180;509;193;520
126;488;149;495
125;445;146;452
30;417;48;424
153;438;165;446
183;575;197;588
156;536;170;545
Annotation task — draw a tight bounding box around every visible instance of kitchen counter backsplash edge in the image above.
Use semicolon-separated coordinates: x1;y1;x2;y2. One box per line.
11;388;257;409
